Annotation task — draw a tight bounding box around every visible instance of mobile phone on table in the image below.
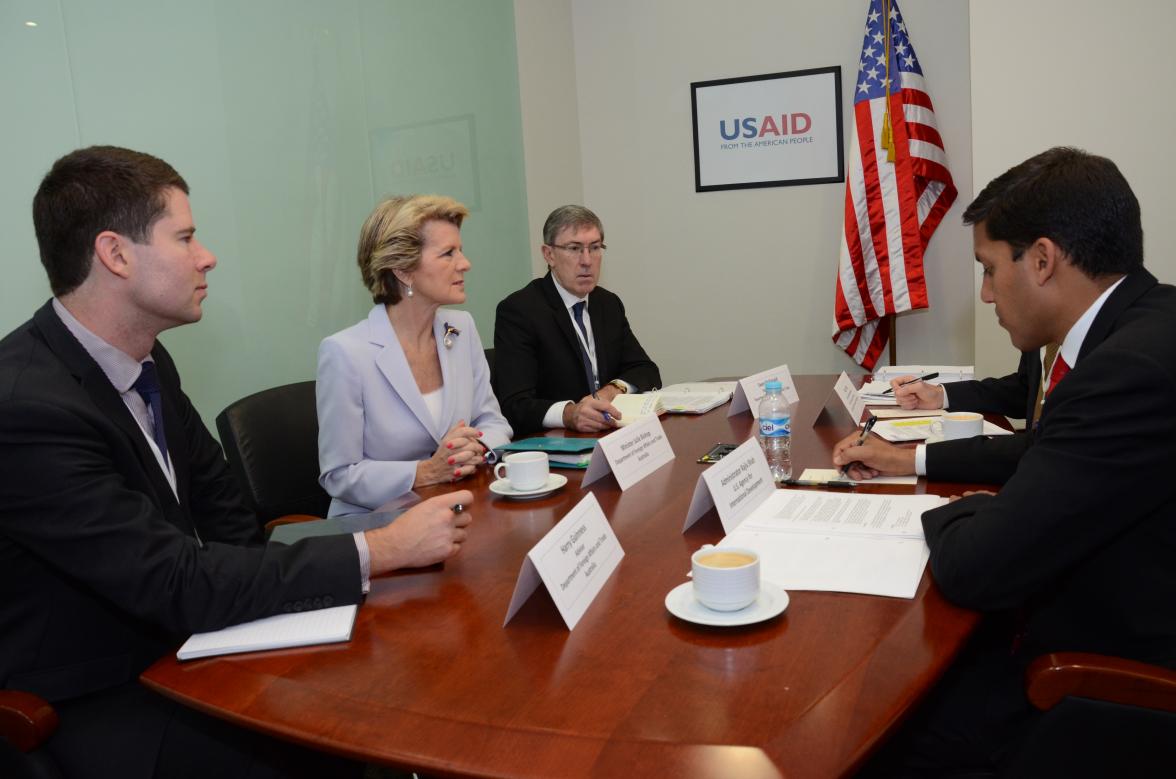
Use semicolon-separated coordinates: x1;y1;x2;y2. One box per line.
698;443;738;463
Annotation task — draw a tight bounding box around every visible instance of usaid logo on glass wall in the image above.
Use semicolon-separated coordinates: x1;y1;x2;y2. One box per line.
691;67;844;192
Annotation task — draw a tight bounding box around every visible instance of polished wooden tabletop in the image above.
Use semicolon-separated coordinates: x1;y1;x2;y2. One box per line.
142;375;983;778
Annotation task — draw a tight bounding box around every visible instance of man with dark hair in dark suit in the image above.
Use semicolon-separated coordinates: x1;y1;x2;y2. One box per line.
847;147;1176;774
0;146;475;778
493;205;660;436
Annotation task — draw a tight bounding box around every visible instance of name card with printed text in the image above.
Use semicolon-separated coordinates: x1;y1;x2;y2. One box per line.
683;438;777;533
503;493;624;630
728;364;800;416
824;371;867;426
581;415;675;490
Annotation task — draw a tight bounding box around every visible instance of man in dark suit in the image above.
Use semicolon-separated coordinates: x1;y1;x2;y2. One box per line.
861;351;1048;485
0;146;474;778
852;147;1176;774
493;205;660;436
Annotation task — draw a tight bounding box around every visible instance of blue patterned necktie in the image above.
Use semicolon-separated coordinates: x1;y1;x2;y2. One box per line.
571;301;598;392
133;361;169;462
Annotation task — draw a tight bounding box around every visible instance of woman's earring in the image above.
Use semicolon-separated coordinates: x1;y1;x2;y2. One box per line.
405;284;414;298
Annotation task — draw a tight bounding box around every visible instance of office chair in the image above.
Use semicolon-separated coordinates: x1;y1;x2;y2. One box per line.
216;381;330;530
1001;652;1176;776
483;347;495;374
0;690;61;779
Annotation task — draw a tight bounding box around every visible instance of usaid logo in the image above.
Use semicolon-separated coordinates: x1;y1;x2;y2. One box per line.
719;113;812;140
691;66;843;191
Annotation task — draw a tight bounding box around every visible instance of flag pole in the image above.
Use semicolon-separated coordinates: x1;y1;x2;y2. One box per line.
888;315;897;366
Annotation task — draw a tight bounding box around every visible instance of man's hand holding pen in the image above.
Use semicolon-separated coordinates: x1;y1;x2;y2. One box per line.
886;373;946;410
831;416;917;480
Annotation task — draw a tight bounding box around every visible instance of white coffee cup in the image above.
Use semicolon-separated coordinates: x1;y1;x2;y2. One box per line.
493;451;549;491
691;545;761;612
930;411;984;441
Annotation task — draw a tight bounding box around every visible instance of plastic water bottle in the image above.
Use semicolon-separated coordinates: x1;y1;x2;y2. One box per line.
757;380;792;482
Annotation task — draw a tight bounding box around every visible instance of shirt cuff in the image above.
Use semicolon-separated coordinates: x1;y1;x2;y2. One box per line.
543;401;570;429
940;386;950;409
353;531;371;594
915;444;928;476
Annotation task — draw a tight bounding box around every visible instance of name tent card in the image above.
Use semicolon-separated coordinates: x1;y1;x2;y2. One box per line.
581;415;675;490
684;438;777;533
822;371;867;426
503;493;624;630
728;364;800;416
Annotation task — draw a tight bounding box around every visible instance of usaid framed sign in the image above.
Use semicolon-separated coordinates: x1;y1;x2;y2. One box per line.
691;66;843;192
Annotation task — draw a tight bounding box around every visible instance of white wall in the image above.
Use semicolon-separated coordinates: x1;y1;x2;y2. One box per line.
516;0;974;384
514;0;584;272
970;1;1176;378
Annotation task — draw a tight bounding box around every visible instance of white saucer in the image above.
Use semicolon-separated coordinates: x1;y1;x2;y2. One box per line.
923;432;944;444
664;581;789;627
489;473;568;500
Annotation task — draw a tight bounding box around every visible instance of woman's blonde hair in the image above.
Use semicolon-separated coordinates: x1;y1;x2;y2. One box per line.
357;194;469;304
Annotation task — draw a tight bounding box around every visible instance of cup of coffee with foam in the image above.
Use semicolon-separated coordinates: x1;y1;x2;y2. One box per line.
691;545;761;611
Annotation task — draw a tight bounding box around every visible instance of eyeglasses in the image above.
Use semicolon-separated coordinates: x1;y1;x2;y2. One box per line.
549;242;606;258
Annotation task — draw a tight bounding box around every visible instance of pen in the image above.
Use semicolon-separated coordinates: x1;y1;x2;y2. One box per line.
881;372;940;394
840;414;878;477
783;479;856;488
592;389;613;423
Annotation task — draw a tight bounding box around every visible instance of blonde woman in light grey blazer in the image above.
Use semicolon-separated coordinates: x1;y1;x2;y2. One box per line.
317;195;511;516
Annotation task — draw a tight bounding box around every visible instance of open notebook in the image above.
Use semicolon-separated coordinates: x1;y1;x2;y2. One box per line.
656;382;734;415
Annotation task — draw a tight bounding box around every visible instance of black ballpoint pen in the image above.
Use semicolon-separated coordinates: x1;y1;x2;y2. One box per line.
783;479;856;488
881;371;940;394
840;414;878;477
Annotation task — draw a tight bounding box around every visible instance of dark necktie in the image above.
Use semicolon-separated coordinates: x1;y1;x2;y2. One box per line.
571;301;598;393
133;361;169;463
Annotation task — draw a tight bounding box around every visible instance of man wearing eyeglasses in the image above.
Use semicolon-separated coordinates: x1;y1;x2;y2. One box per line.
493;205;660;436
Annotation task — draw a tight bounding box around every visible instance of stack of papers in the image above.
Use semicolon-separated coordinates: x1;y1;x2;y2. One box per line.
177;605;358;660
720;490;947;598
655;382;735;414
858;380;900;406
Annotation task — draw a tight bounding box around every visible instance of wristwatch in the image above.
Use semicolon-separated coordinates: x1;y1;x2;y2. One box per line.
608;379;629;394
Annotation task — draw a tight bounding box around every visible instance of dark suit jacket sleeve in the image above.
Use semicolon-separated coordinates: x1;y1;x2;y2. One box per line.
606;294;660;392
921;343;1176;612
942;351;1035;418
924;432;1030;485
0;397;362;636
494;294;556;435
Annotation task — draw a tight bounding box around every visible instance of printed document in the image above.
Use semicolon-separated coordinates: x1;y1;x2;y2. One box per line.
720;490;946;598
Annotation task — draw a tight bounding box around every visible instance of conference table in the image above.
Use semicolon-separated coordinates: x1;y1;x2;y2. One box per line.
142;375;987;778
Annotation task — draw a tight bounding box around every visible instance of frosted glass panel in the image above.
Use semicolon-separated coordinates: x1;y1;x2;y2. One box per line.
0;0;530;434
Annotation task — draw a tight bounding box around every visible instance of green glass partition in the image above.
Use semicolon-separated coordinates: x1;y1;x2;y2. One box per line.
0;0;531;434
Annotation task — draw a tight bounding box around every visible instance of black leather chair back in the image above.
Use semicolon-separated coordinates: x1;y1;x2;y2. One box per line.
216;381;331;523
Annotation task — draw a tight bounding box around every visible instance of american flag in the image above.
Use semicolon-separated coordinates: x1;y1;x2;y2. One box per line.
832;0;956;369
